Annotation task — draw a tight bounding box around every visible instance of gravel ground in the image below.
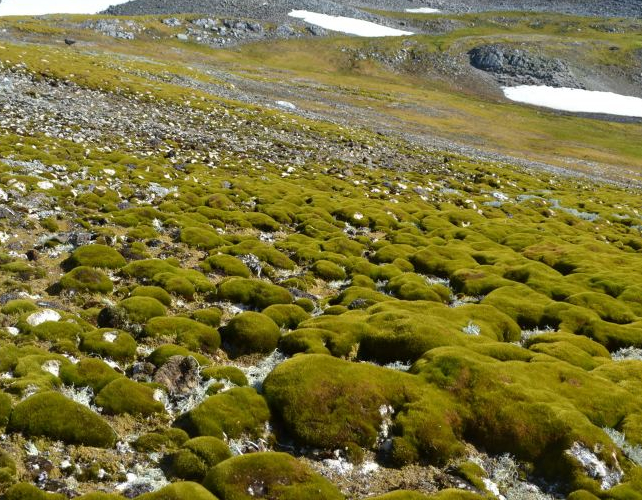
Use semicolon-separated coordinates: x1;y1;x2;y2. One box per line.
105;0;642;19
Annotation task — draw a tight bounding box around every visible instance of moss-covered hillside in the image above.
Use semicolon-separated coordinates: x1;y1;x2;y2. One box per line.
1;10;642;500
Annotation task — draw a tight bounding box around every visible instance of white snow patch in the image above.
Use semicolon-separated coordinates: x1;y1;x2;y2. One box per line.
603;427;642;466
612;346;642;361
102;331;118;343
471;452;553;500
482;478;503;498
240;349;287;391
405;7;441;13
383;360;411;371
323;451;354;475
41;360;61;377
26;309;61;326
566;442;623;489
462;320;481;336
289;10;413;37
276;100;296;110
503;86;642;118
360;461;379;474
25;442;39;456
0;0;131;16
115;464;168;495
59;385;95;409
520;326;555;344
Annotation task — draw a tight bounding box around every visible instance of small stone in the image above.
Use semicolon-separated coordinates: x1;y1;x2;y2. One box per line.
26;309;61;327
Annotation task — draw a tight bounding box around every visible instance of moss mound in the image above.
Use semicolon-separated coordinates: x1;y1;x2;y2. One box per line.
175;387;270;439
99;296;167;328
217;278;292;310
192;308;223;327
95;378;165;416
221;312;281;357
64;244;126;270
264;354;422;450
130;285;173;306
8;391;116;447
202;366;248;387
203;452;343;500
261;304;310;329
136;482;219;500
144;316;221;353
60;266;113;294
201;254;251;278
5;483;66;500
168;436;232;481
59;358;122;392
80;329;137;361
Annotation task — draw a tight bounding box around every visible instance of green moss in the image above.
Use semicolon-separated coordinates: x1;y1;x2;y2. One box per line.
180;227;226;250
144;316;221;353
60;266;113;294
201;254;251;278
95;378;165;416
429;491;486;500
294;298;315;313
386;273;450;302
482;284;553;329
1;299;37;315
59;358;122;392
122;259;178;280
136;482;219;500
221;312;281;357
567;292;636;324
203;452;343;500
0;448;16;485
99;296;167;328
0;391;12;427
133;428;189;452
130;286;173;306
175;387;270;439
8;391;116;447
5;483;66;500
217;278;292;309
202;366;248;387
264;354;422;450
261;304;310;329
451;462;487;492
366;492;430;500
169;436;231;481
153;272;196;300
312;260;346;281
64;244;126;270
192;308;223;327
220;239;295;270
147;344;210;368
79;329;137;362
30;320;84;343
567;491;601;500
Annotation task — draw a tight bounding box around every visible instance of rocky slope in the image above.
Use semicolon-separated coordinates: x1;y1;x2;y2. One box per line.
106;0;642;19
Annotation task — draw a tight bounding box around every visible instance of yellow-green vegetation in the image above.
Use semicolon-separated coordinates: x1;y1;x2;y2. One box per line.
175;387;270;439
220;311;281;357
203;452;344;500
1;8;642;500
7;392;116;447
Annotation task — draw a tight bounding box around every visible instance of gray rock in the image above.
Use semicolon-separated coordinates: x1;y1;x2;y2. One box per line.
153;356;200;395
162;17;182;26
468;44;582;88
